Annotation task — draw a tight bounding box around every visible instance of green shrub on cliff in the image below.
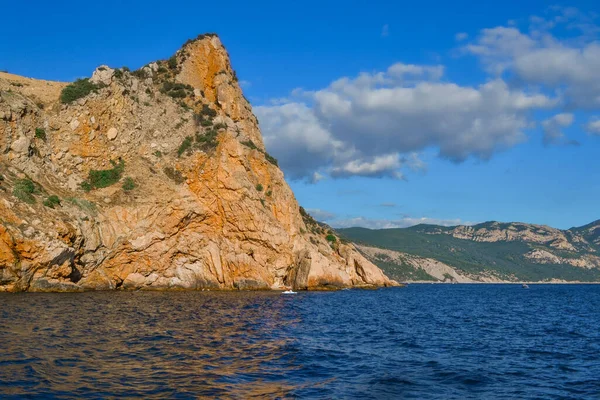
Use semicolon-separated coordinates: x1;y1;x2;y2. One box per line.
43;195;61;208
131;69;146;79
13;178;37;204
193;109;215;127
177;137;193;157
200;104;217;118
265;152;278;166
161;81;193;99
195;129;218;150
241;140;258;150
35;128;46;141
60;78;103;104
81;159;125;190
199;118;213;127
80;182;92;192
122;177;136;191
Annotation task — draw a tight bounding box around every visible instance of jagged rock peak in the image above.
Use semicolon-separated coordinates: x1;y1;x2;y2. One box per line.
0;34;396;292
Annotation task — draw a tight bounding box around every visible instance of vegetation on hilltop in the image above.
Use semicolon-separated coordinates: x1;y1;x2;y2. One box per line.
60;78;104;104
340;226;600;282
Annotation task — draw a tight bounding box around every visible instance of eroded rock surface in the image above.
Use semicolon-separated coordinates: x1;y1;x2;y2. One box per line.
357;245;506;283
0;35;396;292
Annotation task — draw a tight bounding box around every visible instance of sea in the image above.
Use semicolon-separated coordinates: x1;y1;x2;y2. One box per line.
1;284;599;399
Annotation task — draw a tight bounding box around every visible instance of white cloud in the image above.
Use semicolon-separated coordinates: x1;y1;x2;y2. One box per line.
455;32;469;41
464;9;600;108
386;63;445;80
401;152;427;172
331;153;405;179
329;216;473;229
255;102;348;179
585;117;600;136
310;172;326;183
256;8;600;182
381;24;390;38
306;208;337;221
256;63;555;180
541;113;575;146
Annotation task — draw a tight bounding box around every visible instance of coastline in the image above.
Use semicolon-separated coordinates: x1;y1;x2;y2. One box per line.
0;282;400;294
405;281;600;284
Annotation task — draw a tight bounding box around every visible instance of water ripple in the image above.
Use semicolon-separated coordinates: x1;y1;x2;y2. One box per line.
1;285;600;398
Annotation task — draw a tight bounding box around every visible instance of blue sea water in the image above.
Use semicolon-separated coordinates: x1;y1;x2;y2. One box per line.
1;284;599;399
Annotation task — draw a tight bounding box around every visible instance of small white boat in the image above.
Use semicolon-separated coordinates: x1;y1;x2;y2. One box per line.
522;284;529;289
282;290;297;294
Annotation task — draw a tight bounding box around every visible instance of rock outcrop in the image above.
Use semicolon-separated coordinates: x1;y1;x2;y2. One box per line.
357;245;506;283
0;34;396;292
341;220;600;283
438;222;580;251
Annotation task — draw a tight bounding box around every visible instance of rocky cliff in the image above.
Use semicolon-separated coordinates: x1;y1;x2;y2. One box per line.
0;34;395;292
340;221;600;283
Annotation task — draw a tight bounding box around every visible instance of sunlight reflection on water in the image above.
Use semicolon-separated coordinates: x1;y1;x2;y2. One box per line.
1;285;600;399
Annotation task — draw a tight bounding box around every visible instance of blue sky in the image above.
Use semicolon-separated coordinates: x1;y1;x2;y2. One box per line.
1;1;599;229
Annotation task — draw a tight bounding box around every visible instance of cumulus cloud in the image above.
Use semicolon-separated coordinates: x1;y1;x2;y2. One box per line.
386;63;445;80
255;63;555;181
464;8;600;108
255;102;347;180
255;8;600;182
331;153;405;179
328;216;472;229
585;117;600;136
541;113;575;146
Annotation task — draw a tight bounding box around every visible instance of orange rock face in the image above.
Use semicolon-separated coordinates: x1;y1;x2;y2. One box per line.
0;35;396;292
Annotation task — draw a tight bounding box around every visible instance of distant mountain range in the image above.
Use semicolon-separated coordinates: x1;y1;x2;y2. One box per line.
339;220;600;283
